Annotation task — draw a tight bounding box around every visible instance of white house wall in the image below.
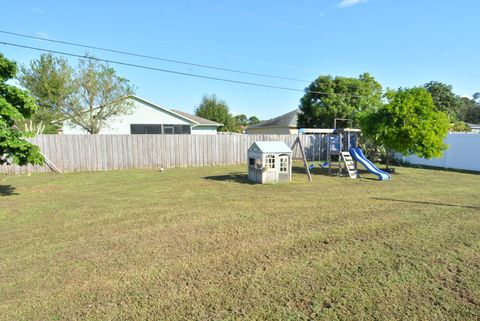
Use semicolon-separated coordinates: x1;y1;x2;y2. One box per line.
191;126;219;135
62;100;206;134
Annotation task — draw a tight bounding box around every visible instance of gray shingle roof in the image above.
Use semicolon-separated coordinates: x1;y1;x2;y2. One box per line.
247;109;298;129
170;109;223;126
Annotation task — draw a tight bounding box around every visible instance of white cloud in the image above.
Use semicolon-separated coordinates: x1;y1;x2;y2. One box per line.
337;0;366;8
30;7;45;15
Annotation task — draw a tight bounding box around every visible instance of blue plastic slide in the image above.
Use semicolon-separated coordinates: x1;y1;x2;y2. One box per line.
349;147;391;181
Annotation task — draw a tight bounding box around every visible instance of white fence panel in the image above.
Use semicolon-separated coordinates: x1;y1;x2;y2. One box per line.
397;133;480;172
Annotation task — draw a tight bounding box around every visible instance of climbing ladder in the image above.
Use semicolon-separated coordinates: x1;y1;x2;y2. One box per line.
341;151;357;179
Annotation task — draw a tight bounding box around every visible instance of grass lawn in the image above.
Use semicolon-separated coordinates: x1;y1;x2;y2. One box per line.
1;164;479;320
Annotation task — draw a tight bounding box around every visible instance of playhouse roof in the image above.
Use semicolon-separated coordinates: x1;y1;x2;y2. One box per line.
249;141;292;153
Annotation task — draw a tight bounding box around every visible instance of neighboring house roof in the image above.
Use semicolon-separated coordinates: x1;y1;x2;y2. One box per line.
129;96;222;127
247;109;299;129
249;141;292;153
466;123;480;129
58;95;223;127
170;109;222;126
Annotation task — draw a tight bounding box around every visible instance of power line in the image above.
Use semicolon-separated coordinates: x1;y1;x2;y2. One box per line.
0;30;309;83
0;41;363;98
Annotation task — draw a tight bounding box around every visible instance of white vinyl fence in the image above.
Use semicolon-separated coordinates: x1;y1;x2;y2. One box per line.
396;133;480;172
0;134;328;174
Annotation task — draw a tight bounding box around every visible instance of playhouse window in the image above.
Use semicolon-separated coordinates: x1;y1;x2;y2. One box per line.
265;155;275;169
280;156;288;172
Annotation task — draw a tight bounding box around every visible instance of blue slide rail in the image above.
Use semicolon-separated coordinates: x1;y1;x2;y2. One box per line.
349;147;391;181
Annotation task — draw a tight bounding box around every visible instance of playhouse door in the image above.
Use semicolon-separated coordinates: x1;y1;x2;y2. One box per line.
278;155;289;182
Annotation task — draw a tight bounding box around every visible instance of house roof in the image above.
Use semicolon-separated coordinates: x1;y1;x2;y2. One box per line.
249;141;292;153
247;109;299;129
466;123;480;129
170;109;222;126
130;96;223;127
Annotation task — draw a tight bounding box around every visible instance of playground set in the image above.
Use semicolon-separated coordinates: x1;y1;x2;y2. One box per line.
291;123;391;182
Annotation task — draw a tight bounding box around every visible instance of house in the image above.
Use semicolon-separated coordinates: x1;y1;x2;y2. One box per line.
247;141;292;184
62;96;222;135
466;123;480;133
245;109;299;135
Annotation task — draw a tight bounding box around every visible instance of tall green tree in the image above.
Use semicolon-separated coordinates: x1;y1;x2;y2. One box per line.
423;81;464;120
0;53;44;166
65;57;135;134
247;116;260;126
195;94;238;132
360;87;449;167
233;114;248;126
298;73;383;128
19;53;75;133
459;95;480;124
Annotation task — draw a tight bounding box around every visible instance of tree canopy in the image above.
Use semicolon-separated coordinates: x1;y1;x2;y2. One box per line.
459;95;480;124
423;81;464;121
19;53;75;133
297;73;383;128
20;54;135;134
360;87;449;159
65;58;135;134
0;53;44;166
247;116;260;126
195;95;239;132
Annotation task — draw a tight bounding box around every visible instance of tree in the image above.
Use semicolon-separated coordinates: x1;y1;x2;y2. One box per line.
234;114;248;126
297;73;383;128
19;53;75;133
459;96;480;124
423;81;464;120
195;94;238;132
0;53;44;166
360;87;449;168
65;57;135;134
247;116;260;126
449;121;471;132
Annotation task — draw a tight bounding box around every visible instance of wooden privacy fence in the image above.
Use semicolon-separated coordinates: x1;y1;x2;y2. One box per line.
0;134;328;174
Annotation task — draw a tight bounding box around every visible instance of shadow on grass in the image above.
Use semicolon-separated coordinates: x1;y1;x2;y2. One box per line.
203;172;254;185
398;163;480;175
372;197;480;210
293;165;383;181
0;185;17;196
292;165;330;176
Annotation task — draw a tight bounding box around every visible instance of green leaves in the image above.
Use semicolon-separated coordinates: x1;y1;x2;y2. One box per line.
0;53;44;166
19;53;135;134
297;73;383;128
360;87;449;159
195;94;240;132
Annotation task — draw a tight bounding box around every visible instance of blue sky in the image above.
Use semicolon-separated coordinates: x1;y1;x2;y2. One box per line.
1;0;479;120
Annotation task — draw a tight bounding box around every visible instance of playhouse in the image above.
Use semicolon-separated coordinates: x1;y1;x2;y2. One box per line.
247;141;292;184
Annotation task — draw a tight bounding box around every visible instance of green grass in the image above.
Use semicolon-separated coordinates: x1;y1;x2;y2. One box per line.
1;165;479;321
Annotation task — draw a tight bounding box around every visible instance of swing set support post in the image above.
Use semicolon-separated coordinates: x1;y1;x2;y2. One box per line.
291;136;312;182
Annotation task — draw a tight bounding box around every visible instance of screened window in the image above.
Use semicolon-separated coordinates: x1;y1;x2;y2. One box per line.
280;156;288;172
131;124;147;134
265;155;275;169
147;125;162;134
163;125;174;134
130;124;191;135
174;125;191;134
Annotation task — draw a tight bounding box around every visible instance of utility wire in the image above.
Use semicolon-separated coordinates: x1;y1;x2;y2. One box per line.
0;41;362;98
0;30;309;83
